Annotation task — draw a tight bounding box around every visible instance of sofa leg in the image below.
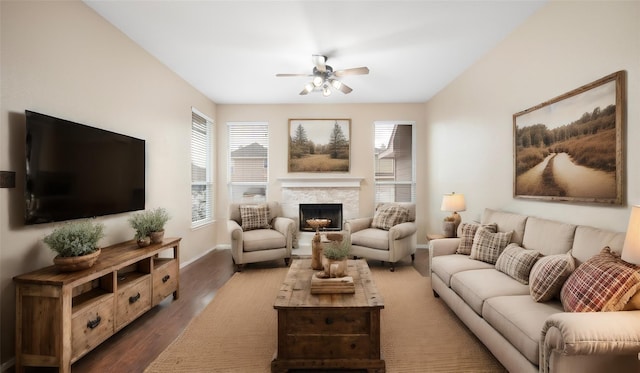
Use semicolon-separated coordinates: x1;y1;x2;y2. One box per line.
235;264;244;272
411;253;415;262
433;290;440;298
284;258;290;266
389;262;395;272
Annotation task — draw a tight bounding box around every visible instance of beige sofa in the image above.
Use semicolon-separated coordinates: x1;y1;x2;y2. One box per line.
429;208;640;373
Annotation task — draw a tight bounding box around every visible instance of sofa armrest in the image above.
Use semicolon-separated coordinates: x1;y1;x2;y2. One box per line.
389;221;417;240
540;311;640;373
345;217;373;233
429;238;461;257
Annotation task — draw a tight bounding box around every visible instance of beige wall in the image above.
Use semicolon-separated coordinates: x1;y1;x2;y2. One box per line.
0;1;216;364
215;104;426;240
425;0;640;233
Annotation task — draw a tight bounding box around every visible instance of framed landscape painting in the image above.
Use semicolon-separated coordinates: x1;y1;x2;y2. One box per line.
513;71;625;205
288;119;351;173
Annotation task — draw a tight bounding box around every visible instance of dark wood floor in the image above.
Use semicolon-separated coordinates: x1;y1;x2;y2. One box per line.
26;248;429;373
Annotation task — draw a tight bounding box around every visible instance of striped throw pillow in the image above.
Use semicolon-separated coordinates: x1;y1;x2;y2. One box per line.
456;223;497;255
469;228;513;264
529;252;575;302
495;243;540;284
240;204;271;231
371;205;410;231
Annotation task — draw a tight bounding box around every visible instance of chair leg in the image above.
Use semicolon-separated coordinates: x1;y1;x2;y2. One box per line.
433;290;440;298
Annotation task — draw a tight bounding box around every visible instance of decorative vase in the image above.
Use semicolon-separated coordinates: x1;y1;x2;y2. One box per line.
443;221;456;238
322;256;348;278
136;236;151;248
149;230;164;244
53;248;101;272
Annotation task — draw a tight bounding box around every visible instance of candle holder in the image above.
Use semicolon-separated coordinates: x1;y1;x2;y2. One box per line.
307;218;331;270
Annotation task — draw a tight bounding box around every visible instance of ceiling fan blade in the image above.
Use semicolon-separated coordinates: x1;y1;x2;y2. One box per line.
312;54;327;73
299;82;314;95
329;79;352;94
276;73;312;77
333;67;369;77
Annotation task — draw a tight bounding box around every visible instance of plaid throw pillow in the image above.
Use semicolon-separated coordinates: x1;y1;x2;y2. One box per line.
560;247;640;312
469;228;513;264
240;204;271;231
456;223;497;255
529;252;575;302
495;243;540;284
371;205;410;231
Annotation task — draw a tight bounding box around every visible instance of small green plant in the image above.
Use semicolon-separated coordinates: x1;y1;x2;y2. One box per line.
322;237;350;260
128;207;170;240
43;220;104;257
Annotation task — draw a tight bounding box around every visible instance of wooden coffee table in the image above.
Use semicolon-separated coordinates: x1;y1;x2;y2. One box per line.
272;258;385;372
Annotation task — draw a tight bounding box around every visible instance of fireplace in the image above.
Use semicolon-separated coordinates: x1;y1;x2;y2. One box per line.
299;203;343;232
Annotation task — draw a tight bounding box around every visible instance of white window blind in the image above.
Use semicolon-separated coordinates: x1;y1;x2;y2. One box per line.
191;109;213;226
228;122;268;203
374;122;416;203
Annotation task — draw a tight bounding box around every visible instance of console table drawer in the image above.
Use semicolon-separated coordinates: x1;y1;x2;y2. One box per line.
116;275;151;329
152;258;178;306
71;295;114;361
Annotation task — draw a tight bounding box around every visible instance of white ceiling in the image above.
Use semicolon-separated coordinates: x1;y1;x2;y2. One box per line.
84;1;546;105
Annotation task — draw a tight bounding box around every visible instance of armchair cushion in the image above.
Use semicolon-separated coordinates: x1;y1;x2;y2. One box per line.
241;228;287;252
351;228;391;251
240;204;271;231
371;204;410;230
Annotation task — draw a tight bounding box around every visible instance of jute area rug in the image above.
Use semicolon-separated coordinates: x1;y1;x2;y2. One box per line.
145;263;505;372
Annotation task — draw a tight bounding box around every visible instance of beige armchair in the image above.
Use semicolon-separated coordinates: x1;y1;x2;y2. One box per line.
227;201;295;271
345;202;417;271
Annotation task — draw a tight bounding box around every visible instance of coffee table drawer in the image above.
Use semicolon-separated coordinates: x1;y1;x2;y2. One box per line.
285;309;369;334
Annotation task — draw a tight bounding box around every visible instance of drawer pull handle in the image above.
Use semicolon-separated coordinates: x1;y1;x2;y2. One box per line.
162;275;170;283
325;317;333;325
87;316;101;329
129;292;141;304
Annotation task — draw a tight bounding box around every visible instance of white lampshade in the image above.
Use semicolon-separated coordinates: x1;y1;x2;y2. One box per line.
441;193;466;213
622;205;640;265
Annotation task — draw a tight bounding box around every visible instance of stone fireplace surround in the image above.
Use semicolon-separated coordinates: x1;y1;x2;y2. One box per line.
279;177;362;254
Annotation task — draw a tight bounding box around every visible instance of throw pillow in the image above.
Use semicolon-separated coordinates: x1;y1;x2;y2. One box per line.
456;223;498;255
495;243;540;284
529;252;575;302
239;204;271;231
560;247;640;312
469;228;513;264
371;205;410;231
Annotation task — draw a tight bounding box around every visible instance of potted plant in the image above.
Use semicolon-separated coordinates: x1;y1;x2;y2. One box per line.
43;220;105;272
128;207;170;246
147;207;170;243
321;234;350;278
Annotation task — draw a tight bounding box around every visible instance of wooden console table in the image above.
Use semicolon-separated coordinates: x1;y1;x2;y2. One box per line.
14;237;181;373
272;259;385;372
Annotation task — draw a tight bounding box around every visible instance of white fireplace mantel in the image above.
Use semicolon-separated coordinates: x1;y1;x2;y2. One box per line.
278;177;363;188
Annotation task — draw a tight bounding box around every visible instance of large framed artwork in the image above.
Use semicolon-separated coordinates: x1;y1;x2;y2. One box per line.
288;119;351;173
513;71;625;205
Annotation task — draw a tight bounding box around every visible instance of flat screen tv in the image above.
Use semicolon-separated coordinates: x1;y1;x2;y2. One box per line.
25;110;145;224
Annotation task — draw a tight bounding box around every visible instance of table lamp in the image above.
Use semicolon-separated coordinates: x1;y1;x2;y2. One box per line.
441;192;466;238
622;205;640;265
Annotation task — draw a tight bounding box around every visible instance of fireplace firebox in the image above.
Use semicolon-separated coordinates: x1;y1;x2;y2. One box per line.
299;203;343;231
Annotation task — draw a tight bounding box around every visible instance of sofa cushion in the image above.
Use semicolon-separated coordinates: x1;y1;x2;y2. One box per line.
456;223;497;255
529;252;575;302
431;254;494;287
240;204;271;231
469;228;513;264
351;228;389;251
482;295;563;365
481;209;528;245
371;204;409;230
242;228;286;252
495;243;540;285
522;217;576;256
571;225;626;266
450;269;530;315
561;247;640;312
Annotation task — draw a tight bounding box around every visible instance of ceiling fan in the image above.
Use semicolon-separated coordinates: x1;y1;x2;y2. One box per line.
276;55;369;96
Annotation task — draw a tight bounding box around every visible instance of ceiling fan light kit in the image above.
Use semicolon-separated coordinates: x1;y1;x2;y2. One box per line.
277;54;369;97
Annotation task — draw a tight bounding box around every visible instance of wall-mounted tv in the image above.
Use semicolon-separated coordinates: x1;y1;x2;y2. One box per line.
25;110;145;225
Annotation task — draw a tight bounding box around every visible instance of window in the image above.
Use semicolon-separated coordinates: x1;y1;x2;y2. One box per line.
374;122;415;203
228;122;268;203
191;109;214;226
